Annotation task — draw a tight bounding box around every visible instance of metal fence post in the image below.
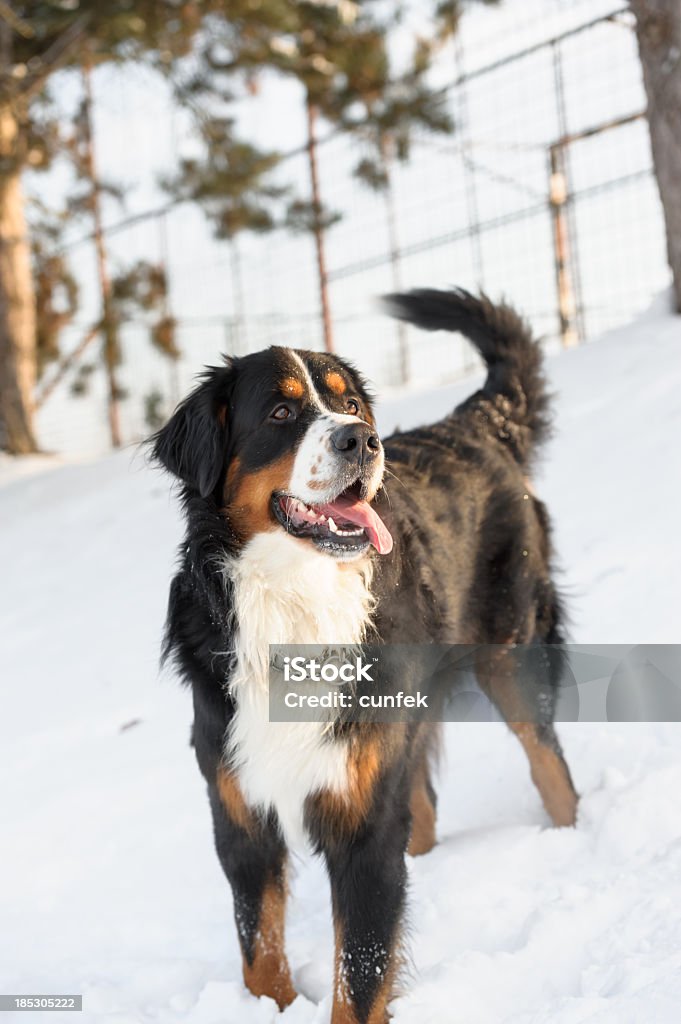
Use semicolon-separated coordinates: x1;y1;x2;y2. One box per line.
549;142;579;348
551;39;585;346
455;37;485;371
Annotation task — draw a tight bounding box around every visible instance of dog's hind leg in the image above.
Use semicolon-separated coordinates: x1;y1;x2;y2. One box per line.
408;741;438;856
475;646;578;827
504;720;578;827
408;769;437;856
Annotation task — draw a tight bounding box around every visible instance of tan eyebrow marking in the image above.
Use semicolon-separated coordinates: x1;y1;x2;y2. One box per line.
325;371;346;395
280;377;304;399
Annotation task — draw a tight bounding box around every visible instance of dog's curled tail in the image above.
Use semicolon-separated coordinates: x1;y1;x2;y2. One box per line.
384;288;550;467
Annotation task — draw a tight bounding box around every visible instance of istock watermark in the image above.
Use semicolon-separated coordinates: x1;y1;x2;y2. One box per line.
283;654;375;684
268;644;681;723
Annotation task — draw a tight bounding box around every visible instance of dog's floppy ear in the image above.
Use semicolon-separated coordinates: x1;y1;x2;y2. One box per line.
152;371;230;498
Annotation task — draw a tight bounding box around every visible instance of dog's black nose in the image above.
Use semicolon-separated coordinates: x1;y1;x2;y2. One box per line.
331;422;381;463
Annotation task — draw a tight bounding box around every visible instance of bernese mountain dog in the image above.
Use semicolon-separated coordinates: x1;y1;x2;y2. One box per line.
152;289;578;1024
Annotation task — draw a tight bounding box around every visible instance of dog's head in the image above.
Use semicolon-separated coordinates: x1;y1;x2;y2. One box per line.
152;346;393;560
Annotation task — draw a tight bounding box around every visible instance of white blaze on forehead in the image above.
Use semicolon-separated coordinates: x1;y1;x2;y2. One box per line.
290;350;326;411
287;350;377;503
284;349;385;503
289;350;360;423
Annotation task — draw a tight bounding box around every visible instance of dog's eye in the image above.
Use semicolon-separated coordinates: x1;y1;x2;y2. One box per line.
346;398;360;415
271;404;294;421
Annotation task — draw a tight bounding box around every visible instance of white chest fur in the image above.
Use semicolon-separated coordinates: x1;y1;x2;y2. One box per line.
225;532;374;847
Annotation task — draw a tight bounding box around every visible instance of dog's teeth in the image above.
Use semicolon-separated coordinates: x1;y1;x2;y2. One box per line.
328;517;337;533
318;514;327;523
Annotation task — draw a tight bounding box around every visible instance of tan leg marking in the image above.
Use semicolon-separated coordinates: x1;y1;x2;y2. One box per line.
216;767;255;835
408;771;437;857
242;877;296;1011
216;771;295;1008
311;735;385;838
508;723;578;827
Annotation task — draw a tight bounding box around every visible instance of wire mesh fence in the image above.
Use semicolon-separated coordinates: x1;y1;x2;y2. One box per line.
35;6;671;456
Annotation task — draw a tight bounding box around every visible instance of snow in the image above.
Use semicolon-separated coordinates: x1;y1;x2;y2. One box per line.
1;297;680;1023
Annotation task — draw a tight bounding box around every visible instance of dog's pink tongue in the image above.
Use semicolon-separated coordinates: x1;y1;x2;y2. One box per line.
323;495;393;554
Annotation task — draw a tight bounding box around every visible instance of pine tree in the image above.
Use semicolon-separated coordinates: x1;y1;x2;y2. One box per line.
1;0;502;453
349;33;455;382
193;0;390;352
0;0;220;453
177;1;498;355
161;115;284;354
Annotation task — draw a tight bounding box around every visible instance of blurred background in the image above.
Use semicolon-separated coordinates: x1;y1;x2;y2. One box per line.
1;0;679;456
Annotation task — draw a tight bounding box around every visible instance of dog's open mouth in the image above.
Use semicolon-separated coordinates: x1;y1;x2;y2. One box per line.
272;484;393;556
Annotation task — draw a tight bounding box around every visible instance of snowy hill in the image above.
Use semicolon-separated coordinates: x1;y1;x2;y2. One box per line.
1;299;680;1023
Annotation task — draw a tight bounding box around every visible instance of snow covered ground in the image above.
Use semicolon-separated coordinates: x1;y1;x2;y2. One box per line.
1;298;680;1023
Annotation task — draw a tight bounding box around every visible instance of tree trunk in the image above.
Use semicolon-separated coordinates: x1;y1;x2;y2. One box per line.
0;103;38;453
82;57;123;447
305;98;334;353
632;0;681;312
